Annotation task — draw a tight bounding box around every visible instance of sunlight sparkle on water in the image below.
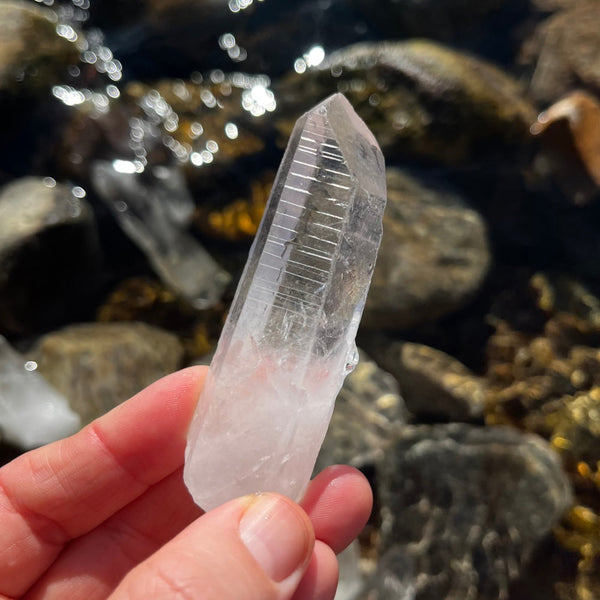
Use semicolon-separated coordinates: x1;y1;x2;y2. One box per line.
242;85;276;117
225;123;239;139
71;186;86;198
294;46;325;74
56;23;78;42
228;0;265;13
112;160;137;174
52;85;85;106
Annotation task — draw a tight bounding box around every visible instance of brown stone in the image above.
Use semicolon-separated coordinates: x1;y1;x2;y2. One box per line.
532;91;600;204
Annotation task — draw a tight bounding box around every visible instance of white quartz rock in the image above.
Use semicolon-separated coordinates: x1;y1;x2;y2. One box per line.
184;93;387;510
0;336;81;448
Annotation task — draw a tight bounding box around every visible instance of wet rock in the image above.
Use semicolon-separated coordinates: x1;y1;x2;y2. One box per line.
316;351;407;473
550;390;600;465
377;424;572;600
530;0;588;9
0;0;80;98
367;340;486;422
0;177;101;335
531;91;600;205
29;322;184;425
277;40;536;165
355;546;416;600
55;75;276;229
97;277;224;359
0;1;83;178
523;2;600;104
363;168;490;329
194;170;274;242
486;274;600;433
123;77;276;236
484;274;600;592
123;77;270;171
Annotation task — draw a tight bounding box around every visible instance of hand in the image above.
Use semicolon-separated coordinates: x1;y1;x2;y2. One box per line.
0;366;372;600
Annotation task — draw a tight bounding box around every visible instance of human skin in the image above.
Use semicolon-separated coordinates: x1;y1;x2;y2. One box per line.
0;366;373;600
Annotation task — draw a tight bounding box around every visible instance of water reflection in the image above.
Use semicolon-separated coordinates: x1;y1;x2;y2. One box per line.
228;0;265;13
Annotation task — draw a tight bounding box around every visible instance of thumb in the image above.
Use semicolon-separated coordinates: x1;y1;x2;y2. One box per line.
109;493;315;600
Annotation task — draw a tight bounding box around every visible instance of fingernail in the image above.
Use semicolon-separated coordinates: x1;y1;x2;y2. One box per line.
239;494;313;582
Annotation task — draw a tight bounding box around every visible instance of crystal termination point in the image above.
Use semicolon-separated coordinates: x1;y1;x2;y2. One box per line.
184;93;386;510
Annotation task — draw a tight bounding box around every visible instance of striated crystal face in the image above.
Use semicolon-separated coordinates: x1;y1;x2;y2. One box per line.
184;93;386;510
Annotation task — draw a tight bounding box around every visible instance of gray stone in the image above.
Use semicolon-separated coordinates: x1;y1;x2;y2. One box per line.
356;546;416;600
522;1;600;103
0;177;100;334
29;322;184;425
363;169;490;329
316;350;408;473
366;340;486;422
0;0;80;98
277;40;536;165
377;424;573;600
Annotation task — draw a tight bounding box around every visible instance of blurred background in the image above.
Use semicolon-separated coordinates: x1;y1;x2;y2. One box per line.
0;0;599;598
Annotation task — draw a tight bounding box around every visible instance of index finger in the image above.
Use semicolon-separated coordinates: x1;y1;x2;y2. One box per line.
0;366;207;597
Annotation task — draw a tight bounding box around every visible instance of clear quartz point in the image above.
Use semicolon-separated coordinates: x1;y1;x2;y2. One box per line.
184;93;386;510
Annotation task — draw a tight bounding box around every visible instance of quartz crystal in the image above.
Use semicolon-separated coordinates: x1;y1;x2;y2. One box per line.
184;93;386;510
91;161;230;309
0;336;81;448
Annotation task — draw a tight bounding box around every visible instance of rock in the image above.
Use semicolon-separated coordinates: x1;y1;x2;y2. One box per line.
0;1;83;178
0;0;80;98
355;546;416;600
55;76;276;240
523;2;600;104
316;351;408;473
123;77;270;172
122;77;276;237
29;322;184;425
194;170;274;242
362;168;490;329
97;277;223;359
550;390;600;465
530;0;587;9
486;274;600;432
0;177;101;335
483;278;600;599
377;424;572;600
277;40;536;165
531;91;600;205
366;340;486;422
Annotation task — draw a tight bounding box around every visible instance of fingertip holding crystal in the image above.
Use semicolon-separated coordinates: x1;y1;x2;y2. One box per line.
184;93;386;511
